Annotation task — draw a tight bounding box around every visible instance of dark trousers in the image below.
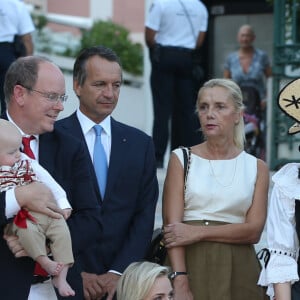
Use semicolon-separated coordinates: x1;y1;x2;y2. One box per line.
150;45;203;163
0;43;16;113
292;280;300;300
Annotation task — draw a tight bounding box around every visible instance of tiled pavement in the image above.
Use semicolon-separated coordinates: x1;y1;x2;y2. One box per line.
154;167;275;252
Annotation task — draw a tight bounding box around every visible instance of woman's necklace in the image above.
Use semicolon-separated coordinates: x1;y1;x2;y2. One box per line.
209;158;237;187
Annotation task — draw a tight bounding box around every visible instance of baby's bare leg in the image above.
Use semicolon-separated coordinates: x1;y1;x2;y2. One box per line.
36;255;63;276
52;264;75;297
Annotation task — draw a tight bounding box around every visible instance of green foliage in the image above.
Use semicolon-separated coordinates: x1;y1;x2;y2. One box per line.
33;16;144;76
30;14;52;53
77;20;143;76
32;14;48;32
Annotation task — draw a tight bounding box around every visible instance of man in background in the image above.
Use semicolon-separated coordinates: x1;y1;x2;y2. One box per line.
145;0;208;168
0;0;35;113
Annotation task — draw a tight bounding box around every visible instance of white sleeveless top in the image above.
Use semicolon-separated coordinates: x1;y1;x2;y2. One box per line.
173;149;257;223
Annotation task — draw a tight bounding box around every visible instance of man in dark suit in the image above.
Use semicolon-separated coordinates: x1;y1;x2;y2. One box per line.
0;56;102;299
56;46;159;300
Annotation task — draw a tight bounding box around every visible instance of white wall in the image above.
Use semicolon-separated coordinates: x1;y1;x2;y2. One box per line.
90;0;113;21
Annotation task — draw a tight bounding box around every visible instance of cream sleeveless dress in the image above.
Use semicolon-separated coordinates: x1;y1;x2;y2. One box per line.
171;149;267;300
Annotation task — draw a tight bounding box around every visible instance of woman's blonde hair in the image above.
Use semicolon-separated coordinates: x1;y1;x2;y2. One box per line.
196;78;245;149
116;261;170;300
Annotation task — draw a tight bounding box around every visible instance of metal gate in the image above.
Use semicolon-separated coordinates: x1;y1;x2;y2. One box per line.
270;0;300;169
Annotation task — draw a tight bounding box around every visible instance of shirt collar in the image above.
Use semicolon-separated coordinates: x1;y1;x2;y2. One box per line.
76;109;111;137
6;111;39;141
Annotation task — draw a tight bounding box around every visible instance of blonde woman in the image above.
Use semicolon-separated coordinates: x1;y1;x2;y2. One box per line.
163;78;269;299
117;261;173;300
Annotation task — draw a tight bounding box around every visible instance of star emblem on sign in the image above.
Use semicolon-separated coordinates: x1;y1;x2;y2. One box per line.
278;78;300;134
282;95;300;109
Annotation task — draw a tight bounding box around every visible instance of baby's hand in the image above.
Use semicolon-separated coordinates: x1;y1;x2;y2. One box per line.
62;208;72;220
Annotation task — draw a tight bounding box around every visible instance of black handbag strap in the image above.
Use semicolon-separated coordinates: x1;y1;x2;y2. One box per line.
181;147;191;192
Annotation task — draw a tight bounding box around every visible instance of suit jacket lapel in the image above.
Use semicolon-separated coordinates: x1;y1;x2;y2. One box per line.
105;118;128;199
39;132;57;175
57;113;101;200
65;115;130;204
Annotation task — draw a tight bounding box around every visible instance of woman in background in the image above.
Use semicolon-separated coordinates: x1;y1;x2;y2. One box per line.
223;24;272;110
224;24;272;160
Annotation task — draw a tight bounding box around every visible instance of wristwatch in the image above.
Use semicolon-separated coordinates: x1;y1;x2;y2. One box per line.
169;271;188;280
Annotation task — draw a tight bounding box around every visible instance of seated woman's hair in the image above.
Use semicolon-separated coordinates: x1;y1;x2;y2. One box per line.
116;261;170;300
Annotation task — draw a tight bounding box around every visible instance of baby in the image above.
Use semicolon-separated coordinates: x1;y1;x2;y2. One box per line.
0;119;75;297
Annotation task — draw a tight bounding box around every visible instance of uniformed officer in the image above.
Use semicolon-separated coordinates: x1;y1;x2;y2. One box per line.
145;0;208;168
0;0;35;113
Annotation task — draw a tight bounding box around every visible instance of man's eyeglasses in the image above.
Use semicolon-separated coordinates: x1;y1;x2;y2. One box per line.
20;85;68;103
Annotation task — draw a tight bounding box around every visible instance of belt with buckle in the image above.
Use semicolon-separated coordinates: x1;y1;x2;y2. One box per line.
32;275;51;284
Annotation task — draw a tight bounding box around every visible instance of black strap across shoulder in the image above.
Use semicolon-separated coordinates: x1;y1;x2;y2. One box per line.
181;147;191;191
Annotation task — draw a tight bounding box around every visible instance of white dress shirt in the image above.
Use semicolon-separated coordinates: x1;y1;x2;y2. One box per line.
76;109;111;164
